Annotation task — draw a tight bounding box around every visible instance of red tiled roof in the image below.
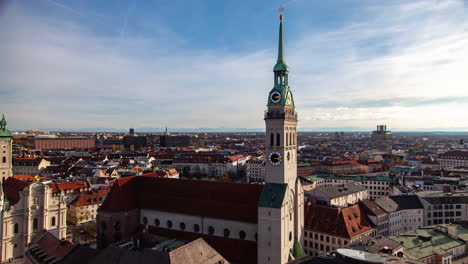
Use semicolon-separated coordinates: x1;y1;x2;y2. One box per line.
49;181;89;194
3;177;32;205
72;189;110;207
100;176;263;223
440;150;468;159
145;225;257;264
304;203;374;239
14;174;41;182
35;232;76;259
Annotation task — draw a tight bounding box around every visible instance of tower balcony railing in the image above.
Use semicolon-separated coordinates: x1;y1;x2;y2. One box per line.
264;110;298;121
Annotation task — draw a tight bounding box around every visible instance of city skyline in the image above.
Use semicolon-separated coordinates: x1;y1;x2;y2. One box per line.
2;0;468;131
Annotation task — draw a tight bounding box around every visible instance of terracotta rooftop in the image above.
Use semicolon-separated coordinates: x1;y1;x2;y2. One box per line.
26;232;77;263
72;189;110;207
49;181;90;194
99;176;264;223
145;225;256;264
304;203;374;239
3;177;32;205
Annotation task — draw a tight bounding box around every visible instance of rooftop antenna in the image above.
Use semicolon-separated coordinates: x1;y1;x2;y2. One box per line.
278;6;284;20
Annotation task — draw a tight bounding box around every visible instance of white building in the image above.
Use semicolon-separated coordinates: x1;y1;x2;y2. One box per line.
304;182;368;208
0;179;67;261
247;157;266;183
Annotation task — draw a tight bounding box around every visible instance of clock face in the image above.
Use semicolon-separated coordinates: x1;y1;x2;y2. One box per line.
268;151;282;166
270;91;281;103
1;145;6;150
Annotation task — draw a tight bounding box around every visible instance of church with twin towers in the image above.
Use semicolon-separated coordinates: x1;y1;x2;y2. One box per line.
97;10;304;264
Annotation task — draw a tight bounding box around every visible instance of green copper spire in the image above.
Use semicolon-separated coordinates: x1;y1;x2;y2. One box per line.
0;115;12;141
268;8;294;107
0;115;6;130
273;9;289;73
277;16;285;63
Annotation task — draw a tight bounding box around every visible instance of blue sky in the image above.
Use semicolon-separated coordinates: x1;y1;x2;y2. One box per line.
1;0;468;131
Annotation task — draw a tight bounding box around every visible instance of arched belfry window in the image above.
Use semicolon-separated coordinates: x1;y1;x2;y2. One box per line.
276;133;280;147
14;223;18;234
270;133;274;146
286;133;289;146
2;157;5;163
33;218;38;230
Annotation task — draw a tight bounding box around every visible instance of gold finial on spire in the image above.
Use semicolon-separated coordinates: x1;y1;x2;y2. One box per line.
278;6;284;21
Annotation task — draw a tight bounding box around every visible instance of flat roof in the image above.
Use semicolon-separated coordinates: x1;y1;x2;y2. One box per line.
336;248;385;263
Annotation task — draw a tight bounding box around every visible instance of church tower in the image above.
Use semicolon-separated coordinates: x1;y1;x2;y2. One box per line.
0;115;13;182
258;10;304;264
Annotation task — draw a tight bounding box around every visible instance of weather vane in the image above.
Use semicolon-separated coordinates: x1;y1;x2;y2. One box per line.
279;6;284;20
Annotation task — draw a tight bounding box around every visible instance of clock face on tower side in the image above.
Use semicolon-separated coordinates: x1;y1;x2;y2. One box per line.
270;91;281;103
1;145;6;150
268;151;282;166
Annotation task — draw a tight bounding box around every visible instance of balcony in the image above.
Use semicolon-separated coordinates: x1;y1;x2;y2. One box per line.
264;110;298;121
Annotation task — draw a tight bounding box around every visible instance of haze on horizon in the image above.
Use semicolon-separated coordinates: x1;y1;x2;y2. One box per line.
1;0;468;131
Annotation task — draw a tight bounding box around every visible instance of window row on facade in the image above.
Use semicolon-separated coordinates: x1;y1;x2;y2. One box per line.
141;216;253;240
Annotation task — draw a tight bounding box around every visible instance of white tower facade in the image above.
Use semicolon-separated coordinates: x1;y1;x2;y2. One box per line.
0;115;13;182
257;11;304;264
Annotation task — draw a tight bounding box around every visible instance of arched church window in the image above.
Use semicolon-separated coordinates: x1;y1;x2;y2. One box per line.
286;133;289;146
2;157;5;163
14;223;18;234
154;218;160;226
239;230;246;240
289;231;292;241
167;220;173;228
208;226;215;235
270;133;274;146
142;217;148;225
223;228;230;238
276;133;280;146
51;217;56;226
193;224;200;233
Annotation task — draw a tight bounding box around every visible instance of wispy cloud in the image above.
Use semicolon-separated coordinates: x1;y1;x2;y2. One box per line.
1;0;468;131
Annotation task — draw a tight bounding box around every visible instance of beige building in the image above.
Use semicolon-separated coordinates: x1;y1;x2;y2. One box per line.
304;182;368;208
12;158;50;176
0;178;67;261
302;175;395;200
68;187;110;225
439;150;468;168
246;157;266;183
